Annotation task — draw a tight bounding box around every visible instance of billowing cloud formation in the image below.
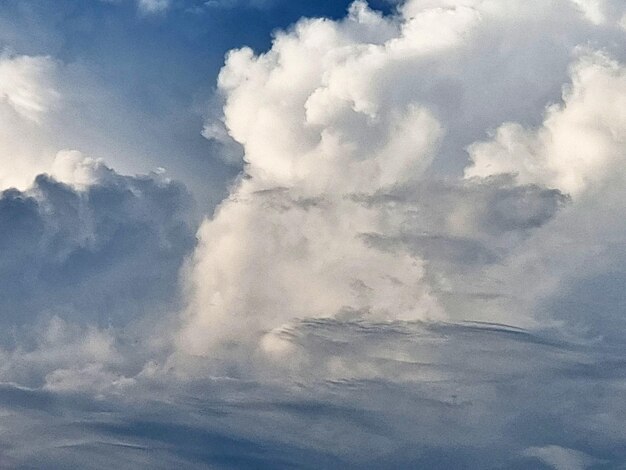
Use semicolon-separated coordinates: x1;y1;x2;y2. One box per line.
0;0;626;467
467;50;626;196
167;1;626;463
1;151;194;325
0;152;195;387
182;0;626;357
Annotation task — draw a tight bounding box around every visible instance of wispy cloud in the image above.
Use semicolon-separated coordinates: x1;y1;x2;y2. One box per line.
137;0;171;14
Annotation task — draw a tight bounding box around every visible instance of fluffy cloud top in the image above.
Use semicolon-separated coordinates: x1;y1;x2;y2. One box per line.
467;50;626;196
0;0;625;467
181;0;626;358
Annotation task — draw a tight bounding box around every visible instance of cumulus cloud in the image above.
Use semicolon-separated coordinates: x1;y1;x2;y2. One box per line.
2;152;195;324
0;52;138;191
180;0;626;359
0;149;199;466
1;0;626;467
164;2;626;463
0;152;196;388
466;49;626;196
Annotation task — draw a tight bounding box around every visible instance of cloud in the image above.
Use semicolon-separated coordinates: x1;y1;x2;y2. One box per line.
0;0;625;467
0;53;59;122
523;445;599;470
180;0;625;358
466;49;626;196
0;53;61;189
163;2;626;464
137;0;171;14
3;319;626;468
460;50;626;343
0;152;196;390
569;0;626;25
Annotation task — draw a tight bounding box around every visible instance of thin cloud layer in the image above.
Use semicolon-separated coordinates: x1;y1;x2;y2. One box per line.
0;53;58;122
137;0;171;14
4;321;626;468
0;53;61;189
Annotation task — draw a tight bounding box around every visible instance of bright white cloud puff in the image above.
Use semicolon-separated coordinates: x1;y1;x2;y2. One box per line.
182;0;626;357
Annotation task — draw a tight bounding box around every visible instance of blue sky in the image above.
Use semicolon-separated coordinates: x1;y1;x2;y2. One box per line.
0;0;626;468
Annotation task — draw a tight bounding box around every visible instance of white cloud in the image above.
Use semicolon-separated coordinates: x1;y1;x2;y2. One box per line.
181;0;626;359
568;0;626;25
50;149;117;188
523;445;598;470
466;50;626;196
570;0;606;24
0;53;61;189
0;53;59;122
0;0;626;467
137;0;170;14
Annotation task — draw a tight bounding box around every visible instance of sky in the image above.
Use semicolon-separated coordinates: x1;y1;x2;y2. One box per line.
0;0;625;468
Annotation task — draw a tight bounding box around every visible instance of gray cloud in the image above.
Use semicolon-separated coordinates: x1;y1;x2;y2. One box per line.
2;320;625;468
0;159;196;342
